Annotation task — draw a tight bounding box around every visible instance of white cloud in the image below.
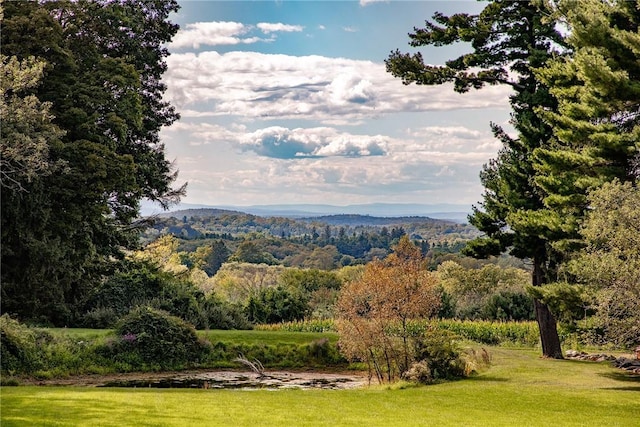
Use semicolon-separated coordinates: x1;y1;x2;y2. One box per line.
169;21;304;49
342;26;358;33
257;23;303;33
360;0;387;6
169;22;269;49
163;51;511;124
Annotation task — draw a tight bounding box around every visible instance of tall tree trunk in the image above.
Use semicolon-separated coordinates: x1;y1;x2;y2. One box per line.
533;257;563;359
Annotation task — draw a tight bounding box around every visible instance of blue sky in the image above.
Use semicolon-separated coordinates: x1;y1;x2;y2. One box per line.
160;1;514;209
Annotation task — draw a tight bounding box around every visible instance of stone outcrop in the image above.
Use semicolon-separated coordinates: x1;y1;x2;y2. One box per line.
565;350;640;375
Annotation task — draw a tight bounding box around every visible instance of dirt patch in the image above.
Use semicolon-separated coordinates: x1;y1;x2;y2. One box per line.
20;369;369;390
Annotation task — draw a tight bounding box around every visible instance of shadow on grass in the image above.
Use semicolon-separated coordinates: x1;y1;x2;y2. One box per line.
466;375;509;383
599;370;640;391
603;386;640;392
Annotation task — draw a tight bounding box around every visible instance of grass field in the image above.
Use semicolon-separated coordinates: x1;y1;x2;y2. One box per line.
2;347;638;426
45;327;339;345
198;329;339;345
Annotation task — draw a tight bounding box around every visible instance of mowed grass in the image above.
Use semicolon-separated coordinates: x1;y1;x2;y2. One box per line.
2;347;638;426
198;329;339;345
45;327;338;345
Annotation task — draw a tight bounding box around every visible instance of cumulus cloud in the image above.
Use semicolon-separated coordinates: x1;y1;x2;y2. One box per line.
160;120;498;206
164;51;511;123
169;21;304;49
169;22;268;49
238;126;388;158
256;23;303;33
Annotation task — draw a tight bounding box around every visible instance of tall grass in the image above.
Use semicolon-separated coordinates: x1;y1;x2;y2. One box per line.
255;319;336;333
436;319;540;346
258;319;542;346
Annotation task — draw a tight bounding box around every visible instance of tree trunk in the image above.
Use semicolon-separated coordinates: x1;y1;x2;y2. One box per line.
533;258;563;359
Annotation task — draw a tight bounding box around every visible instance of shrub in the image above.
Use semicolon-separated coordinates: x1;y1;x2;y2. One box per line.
245;286;309;324
202;297;252;330
481;291;535;321
0;315;46;374
113;307;208;369
413;328;465;381
82;260;212;328
403;360;432;384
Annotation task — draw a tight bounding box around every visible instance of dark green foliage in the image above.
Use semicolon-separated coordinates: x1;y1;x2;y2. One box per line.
201;297;253;331
112;307;208;369
527;283;592;324
229;240;278;265
245;287;309;324
1;0;183;326
387;0;567;358
437;288;456;319
203;240;231;276
83;260;250;330
0;315;48;374
482;291;535;321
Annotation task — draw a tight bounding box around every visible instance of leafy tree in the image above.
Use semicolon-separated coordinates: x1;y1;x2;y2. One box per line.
0;54;64;191
386;0;567;357
337;236;440;383
245;286;309;324
212;262;286;304
567;181;640;347
229;241;278;265
437;261;532;320
1;0;183;325
203;240;231;276
280;268;343;319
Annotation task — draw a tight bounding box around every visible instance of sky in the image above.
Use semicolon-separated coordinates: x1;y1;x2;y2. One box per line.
159;0;515;210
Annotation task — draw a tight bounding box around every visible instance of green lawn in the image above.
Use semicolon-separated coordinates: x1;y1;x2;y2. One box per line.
44;327;338;345
198;328;339;345
2;347;638;426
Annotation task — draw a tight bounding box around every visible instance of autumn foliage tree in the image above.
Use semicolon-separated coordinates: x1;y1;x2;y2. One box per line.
336;236;440;383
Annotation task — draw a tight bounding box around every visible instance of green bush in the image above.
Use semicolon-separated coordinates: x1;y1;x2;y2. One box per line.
245;286;309;324
482;291;535;321
112;307;209;369
0;315;47;374
82;260;214;329
413;328;465;381
201;297;252;330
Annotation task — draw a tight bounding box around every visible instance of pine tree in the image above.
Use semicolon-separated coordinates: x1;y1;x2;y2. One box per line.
533;0;640;254
386;0;567;357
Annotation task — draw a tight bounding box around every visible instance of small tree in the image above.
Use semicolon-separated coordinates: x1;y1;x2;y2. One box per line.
336;236;440;383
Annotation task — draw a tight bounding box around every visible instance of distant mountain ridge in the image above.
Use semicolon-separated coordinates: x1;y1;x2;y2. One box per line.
142;201;472;223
